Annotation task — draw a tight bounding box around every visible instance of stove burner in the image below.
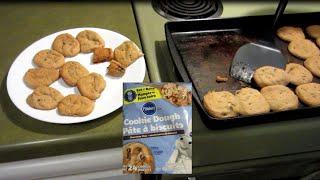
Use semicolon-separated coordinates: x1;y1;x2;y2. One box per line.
152;0;223;20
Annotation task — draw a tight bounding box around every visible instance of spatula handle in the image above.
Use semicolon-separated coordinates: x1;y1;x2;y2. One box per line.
272;0;288;29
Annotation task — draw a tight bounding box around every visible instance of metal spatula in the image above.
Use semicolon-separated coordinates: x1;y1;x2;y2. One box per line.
230;0;288;83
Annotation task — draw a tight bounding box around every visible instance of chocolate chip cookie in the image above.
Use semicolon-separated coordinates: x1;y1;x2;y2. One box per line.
76;30;105;53
77;73;106;100
107;60;126;77
277;26;305;42
261;85;299;112
285;63;313;85
27;86;64;110
123;142;154;174
60;61;89;86
52;33;80;57
203;91;239;118
253;66;289;88
33;49;65;69
92;47;113;64
114;41;143;67
235;87;270;115
306;25;320;39
304;55;320;78
58;94;95;116
23;67;59;89
288;39;320;59
296;83;320;107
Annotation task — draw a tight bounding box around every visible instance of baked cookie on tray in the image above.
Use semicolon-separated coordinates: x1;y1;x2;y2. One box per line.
27;86;64;110
288;39;320;59
76;30;105;53
58;94;95;116
296;83;320;107
235;87;270;116
253;66;289;88
261;85;299;112
77;73;106;100
33;49;65;69
277;26;305;42
114;41;143;67
306;25;320;39
304;55;320;78
203;91;239;118
52;33;80;57
23;67;59;89
60;61;89;86
285;63;313;85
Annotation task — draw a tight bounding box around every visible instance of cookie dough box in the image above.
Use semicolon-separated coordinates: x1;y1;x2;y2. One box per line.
122;83;192;174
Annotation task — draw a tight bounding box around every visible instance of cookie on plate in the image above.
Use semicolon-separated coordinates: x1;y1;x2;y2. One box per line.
253;66;289;88
23;67;59;89
107;60;126;77
76;30;105;53
296;83;320;107
203;91;239;118
60;61;89;86
52;33;80;57
261;85;299;112
288;39;320;59
277;26;305;42
285;63;313;85
92;47;113;64
114;41;143;67
235;87;270;115
77;73;106;100
123;142;154;174
27;86;64;110
304;55;320;78
317;38;320;47
306;25;320;39
33;49;65;69
58;94;95;116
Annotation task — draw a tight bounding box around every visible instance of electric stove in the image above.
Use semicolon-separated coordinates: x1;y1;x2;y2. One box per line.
133;1;320;179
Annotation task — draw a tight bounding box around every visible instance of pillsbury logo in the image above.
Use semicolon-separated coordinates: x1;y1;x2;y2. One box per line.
142;102;156;115
124;90;136;102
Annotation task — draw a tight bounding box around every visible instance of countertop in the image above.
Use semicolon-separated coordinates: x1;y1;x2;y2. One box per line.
0;1;147;163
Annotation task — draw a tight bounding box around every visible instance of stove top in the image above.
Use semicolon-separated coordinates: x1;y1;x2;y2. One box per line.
152;0;223;20
133;0;320;175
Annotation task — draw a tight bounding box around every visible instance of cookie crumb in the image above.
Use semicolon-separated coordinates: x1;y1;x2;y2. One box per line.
216;75;228;83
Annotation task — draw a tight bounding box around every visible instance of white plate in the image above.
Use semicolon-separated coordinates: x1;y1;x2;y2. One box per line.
6;27;146;124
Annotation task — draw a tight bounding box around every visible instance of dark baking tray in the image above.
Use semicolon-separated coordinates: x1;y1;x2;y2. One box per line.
165;12;320;129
